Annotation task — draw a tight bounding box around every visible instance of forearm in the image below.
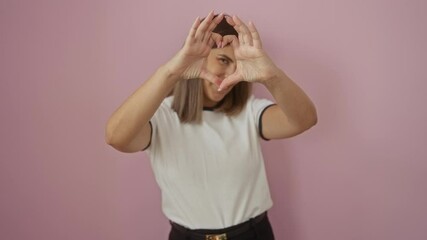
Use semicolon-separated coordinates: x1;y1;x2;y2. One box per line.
105;64;180;146
262;69;317;129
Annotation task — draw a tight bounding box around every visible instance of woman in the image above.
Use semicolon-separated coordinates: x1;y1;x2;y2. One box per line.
106;10;317;240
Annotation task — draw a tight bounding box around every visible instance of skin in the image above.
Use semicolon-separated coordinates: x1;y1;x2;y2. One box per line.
105;10;317;153
202;46;236;107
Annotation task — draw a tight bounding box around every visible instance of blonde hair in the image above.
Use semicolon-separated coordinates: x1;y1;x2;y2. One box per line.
171;79;252;123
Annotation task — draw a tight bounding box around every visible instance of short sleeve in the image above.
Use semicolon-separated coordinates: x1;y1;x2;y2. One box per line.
141;97;174;151
250;96;276;141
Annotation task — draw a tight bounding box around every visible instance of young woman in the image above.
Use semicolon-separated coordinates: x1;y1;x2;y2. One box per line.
106;11;317;240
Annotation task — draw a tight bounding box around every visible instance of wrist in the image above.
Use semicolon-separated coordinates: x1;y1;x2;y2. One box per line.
163;49;185;73
158;64;182;84
260;68;286;87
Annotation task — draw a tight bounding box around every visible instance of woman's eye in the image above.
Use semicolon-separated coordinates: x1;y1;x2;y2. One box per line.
219;58;229;65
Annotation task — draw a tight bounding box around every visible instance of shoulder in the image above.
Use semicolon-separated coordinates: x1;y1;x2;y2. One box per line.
154;96;174;115
247;95;275;113
151;96;177;125
162;96;174;108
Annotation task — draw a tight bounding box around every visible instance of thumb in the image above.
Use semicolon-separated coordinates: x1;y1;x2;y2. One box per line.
222;35;238;48
211;33;223;48
218;73;241;91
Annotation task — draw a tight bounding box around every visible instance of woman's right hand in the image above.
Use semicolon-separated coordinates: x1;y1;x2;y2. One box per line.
166;11;224;86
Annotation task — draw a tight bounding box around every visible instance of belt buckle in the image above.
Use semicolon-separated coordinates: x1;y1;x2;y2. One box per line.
205;233;227;240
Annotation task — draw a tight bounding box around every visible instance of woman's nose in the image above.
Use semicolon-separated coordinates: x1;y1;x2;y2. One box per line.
217;73;227;79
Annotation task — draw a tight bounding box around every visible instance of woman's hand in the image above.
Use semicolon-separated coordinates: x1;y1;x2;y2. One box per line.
166;11;224;86
218;16;281;91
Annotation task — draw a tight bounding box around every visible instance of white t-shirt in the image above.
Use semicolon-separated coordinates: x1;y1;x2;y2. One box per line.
146;95;275;229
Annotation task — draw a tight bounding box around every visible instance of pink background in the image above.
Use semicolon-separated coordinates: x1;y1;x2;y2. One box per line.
1;0;426;239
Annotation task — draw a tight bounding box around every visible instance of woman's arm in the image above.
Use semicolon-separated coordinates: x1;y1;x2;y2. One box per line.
105;11;224;153
217;15;317;139
105;66;179;153
260;69;317;139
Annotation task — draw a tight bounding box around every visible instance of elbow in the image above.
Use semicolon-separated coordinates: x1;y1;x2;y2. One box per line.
105;125;142;153
105;134;115;147
105;132;126;151
104;117;144;153
301;108;318;131
105;132;128;152
308;108;318;128
105;124;119;148
301;119;317;133
310;111;318;127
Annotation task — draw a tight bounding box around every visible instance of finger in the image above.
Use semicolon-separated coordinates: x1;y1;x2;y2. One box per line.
187;16;201;41
238;30;245;45
248;21;262;48
211;33;223;48
233;15;253;46
202;13;224;42
224;15;241;47
205;13;224;41
222;35;238;48
232;15;246;45
203;32;212;46
235;16;253;46
218;73;241;91
232;16;245;45
208;36;216;48
225;15;235;26
195;10;215;40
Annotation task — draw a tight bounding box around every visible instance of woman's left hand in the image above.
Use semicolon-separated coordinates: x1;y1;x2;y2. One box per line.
218;16;281;91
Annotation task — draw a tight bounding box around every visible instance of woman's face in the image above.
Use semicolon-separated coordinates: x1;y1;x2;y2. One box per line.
202;45;237;107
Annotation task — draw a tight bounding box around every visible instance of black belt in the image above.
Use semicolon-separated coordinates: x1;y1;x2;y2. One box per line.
170;212;267;240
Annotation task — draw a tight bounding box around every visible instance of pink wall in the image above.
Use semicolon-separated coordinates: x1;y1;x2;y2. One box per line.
1;0;426;239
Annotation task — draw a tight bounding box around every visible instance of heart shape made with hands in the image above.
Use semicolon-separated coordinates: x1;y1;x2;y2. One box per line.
211;33;236;49
209;33;243;91
210;35;264;92
202;15;276;91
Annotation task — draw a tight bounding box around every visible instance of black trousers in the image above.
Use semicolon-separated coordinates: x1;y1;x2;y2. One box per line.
168;213;275;240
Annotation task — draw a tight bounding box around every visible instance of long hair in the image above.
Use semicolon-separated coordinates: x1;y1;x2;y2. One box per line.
172;15;252;123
